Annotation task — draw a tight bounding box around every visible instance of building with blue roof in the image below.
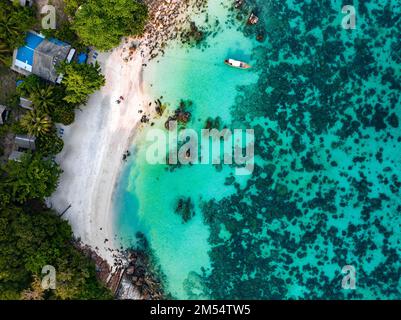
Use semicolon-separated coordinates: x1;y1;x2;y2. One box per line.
11;31;76;83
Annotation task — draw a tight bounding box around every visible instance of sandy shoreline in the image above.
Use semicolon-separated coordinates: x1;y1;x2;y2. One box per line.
49;46;148;267
49;0;208;295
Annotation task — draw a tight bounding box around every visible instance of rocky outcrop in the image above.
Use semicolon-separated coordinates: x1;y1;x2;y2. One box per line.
121;249;165;300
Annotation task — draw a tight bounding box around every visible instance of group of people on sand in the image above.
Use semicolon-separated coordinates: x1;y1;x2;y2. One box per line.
116;96;125;104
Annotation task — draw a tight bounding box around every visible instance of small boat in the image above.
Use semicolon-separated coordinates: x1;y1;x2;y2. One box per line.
247;13;259;25
224;59;251;69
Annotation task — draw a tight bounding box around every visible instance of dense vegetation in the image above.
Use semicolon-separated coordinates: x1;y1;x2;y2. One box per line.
0;1;112;300
1;153;61;204
0;1;35;66
0;199;112;300
0;71;111;300
0;147;112;299
0;0;151;300
0;60;109;299
57;61;105;104
69;0;148;50
16;60;105;128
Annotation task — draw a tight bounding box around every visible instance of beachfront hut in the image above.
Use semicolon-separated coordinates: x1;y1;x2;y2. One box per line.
11;31;76;83
8;135;36;162
15;134;36;151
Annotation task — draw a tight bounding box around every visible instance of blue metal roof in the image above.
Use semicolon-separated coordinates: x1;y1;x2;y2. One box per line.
15;32;45;66
26;32;45;49
16;46;33;66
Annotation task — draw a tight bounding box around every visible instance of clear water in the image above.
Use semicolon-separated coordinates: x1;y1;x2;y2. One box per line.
115;0;401;299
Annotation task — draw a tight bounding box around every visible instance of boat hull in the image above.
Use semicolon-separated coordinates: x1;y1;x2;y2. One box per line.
224;59;251;69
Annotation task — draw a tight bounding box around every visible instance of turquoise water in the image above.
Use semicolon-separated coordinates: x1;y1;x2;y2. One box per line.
115;0;401;299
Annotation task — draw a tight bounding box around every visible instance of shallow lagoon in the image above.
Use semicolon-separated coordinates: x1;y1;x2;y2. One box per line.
116;0;401;299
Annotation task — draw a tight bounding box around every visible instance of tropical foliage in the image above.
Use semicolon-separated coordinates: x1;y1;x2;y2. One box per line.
16;76;76;125
58;61;105;105
0;1;35;52
71;0;148;50
0;0;114;301
0;42;12;66
29;85;58;115
0;140;112;300
51;105;76;125
20;109;53;137
64;0;85;17
41;22;84;51
0;205;112;300
16;75;42;97
36;132;64;156
1;153;62;204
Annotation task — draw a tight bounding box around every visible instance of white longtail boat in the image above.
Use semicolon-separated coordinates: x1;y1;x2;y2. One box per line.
224;59;252;69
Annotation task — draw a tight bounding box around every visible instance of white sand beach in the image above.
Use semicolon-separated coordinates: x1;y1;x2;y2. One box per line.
49;46;147;266
48;0;202;290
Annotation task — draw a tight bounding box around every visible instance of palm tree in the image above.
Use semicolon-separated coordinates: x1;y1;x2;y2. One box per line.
0;3;35;49
0;12;24;49
30;85;57;114
20;110;53;137
0;42;12;66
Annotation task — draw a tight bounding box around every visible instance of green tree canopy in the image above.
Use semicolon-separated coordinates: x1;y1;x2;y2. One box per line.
0;155;111;300
64;0;85;17
16;75;42;97
52;105;76;125
20;109;53;137
58;61;105;105
0;205;112;300
0;1;36;50
29;85;58;115
17;76;74;121
71;0;148;50
36;132;64;156
1;153;62;204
